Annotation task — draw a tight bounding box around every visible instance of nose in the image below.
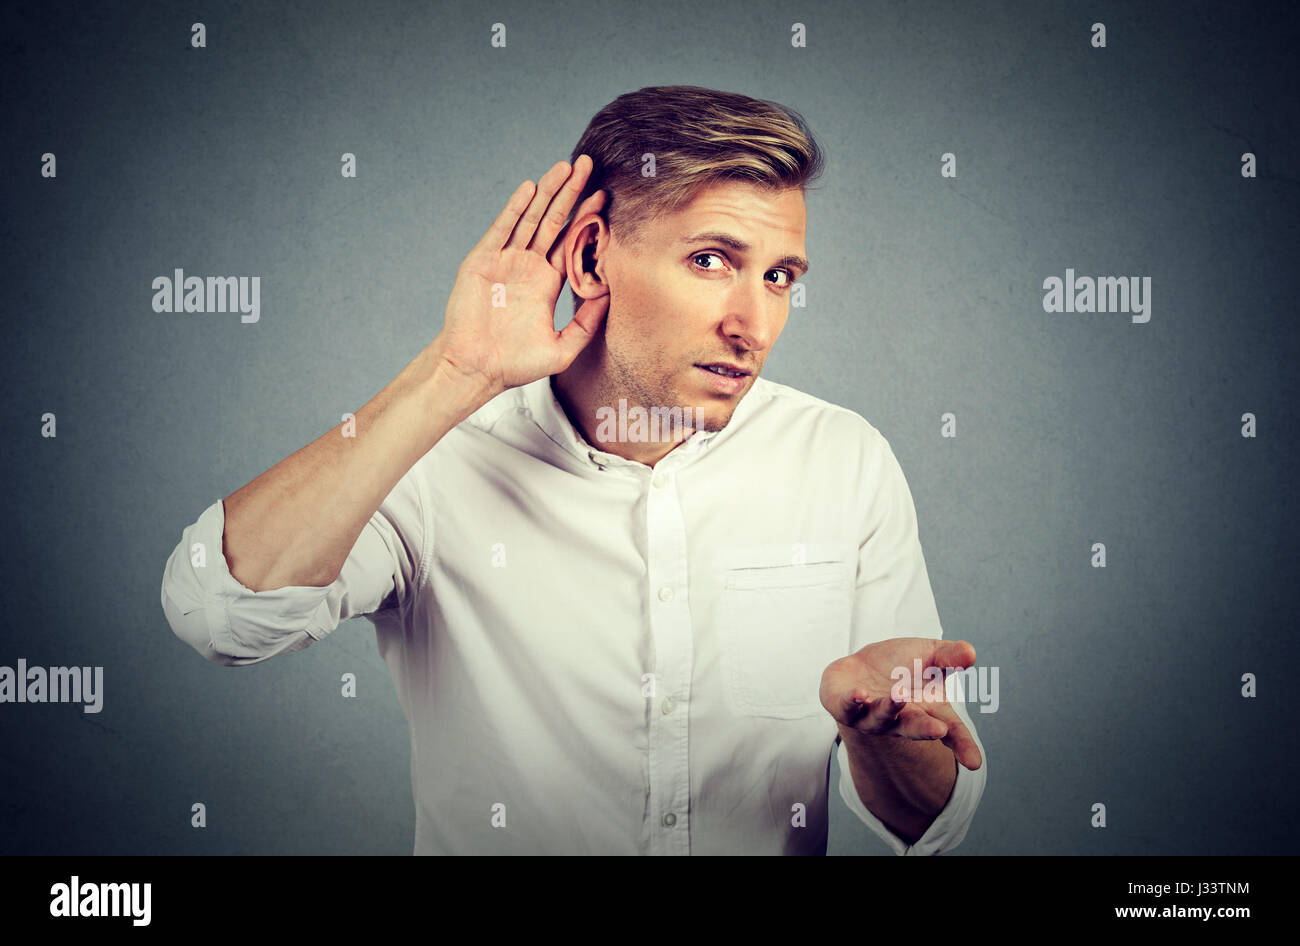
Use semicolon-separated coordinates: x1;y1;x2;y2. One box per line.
720;276;776;352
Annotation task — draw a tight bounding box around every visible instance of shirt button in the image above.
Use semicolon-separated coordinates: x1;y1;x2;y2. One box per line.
657;586;674;603
661;698;676;714
651;471;668;488
662;812;677;827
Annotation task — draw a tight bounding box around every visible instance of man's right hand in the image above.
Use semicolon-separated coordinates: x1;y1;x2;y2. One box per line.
434;154;610;399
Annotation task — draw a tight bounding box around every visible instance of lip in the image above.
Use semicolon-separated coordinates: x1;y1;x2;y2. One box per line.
694;364;749;394
697;361;750;376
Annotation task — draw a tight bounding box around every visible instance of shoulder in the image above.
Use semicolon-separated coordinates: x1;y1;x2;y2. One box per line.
397;384;529;484
458;384;529;435
741;376;891;459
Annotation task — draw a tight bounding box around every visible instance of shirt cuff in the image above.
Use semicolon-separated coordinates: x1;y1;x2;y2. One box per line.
836;725;987;855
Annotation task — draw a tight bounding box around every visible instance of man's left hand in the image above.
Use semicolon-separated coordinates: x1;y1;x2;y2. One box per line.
820;638;983;770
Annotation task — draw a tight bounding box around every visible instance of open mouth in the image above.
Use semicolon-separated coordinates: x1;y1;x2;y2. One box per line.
696;363;749;378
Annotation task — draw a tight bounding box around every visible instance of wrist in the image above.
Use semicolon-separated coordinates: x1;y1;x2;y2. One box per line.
382;340;499;452
838;722;896;756
417;338;500;415
838;722;871;747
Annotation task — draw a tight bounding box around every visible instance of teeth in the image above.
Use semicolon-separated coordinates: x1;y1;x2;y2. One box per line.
705;365;741;377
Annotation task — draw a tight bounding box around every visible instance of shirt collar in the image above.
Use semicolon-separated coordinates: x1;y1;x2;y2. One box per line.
518;374;763;475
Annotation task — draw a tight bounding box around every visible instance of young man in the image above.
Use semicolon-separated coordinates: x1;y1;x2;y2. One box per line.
161;86;987;855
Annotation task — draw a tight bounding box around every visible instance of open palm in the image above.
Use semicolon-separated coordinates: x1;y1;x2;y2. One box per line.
820;637;983;770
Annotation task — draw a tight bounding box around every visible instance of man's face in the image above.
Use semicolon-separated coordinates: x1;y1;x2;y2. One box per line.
598;180;808;433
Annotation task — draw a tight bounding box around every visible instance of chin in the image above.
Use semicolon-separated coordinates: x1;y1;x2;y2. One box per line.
691;409;731;434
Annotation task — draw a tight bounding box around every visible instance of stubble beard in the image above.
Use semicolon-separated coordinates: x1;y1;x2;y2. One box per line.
606;348;738;436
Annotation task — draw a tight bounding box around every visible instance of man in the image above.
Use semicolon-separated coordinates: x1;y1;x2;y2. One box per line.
161;85;986;855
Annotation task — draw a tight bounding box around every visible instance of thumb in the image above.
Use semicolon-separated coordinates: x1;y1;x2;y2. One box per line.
553;293;609;368
931;639;976;673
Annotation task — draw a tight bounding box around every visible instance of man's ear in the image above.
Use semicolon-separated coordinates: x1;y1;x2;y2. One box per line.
555;189;611;302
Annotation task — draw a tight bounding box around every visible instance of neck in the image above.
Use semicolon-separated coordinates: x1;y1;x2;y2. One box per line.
552;342;694;469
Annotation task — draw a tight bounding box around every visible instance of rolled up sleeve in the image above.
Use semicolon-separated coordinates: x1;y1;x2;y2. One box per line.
161;464;429;666
840;426;988;853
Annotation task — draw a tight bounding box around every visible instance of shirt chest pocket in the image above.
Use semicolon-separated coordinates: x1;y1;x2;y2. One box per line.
716;559;853;719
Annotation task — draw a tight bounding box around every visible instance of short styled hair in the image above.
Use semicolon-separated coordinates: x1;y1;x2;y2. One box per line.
566;85;825;311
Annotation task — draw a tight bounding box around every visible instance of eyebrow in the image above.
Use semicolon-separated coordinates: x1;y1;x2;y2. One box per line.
680;231;809;277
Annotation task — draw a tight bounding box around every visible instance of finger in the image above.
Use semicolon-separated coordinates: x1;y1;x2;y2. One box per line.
931;639;976;672
547;187;608;274
546;232;567;273
848;691;904;732
928;703;983;770
552;293;609;369
528;154;594;257
892;704;948;740
506;160;572;252
474;179;536;256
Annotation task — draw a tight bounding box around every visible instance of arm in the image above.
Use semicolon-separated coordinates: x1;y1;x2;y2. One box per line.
823;638;985;854
159;346;488;665
823;426;987;854
221;340;491;593
225;156;610;593
162;156;611;658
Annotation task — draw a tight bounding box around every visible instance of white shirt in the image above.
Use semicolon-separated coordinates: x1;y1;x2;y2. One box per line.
161;374;987;855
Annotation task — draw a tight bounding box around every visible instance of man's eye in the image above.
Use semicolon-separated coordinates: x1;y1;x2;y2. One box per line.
691;254;796;289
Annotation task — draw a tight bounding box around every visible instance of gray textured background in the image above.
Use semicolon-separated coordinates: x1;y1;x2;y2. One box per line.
1;0;1296;855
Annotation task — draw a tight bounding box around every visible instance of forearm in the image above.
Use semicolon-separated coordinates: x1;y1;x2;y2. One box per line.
222;336;496;591
838;724;958;845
